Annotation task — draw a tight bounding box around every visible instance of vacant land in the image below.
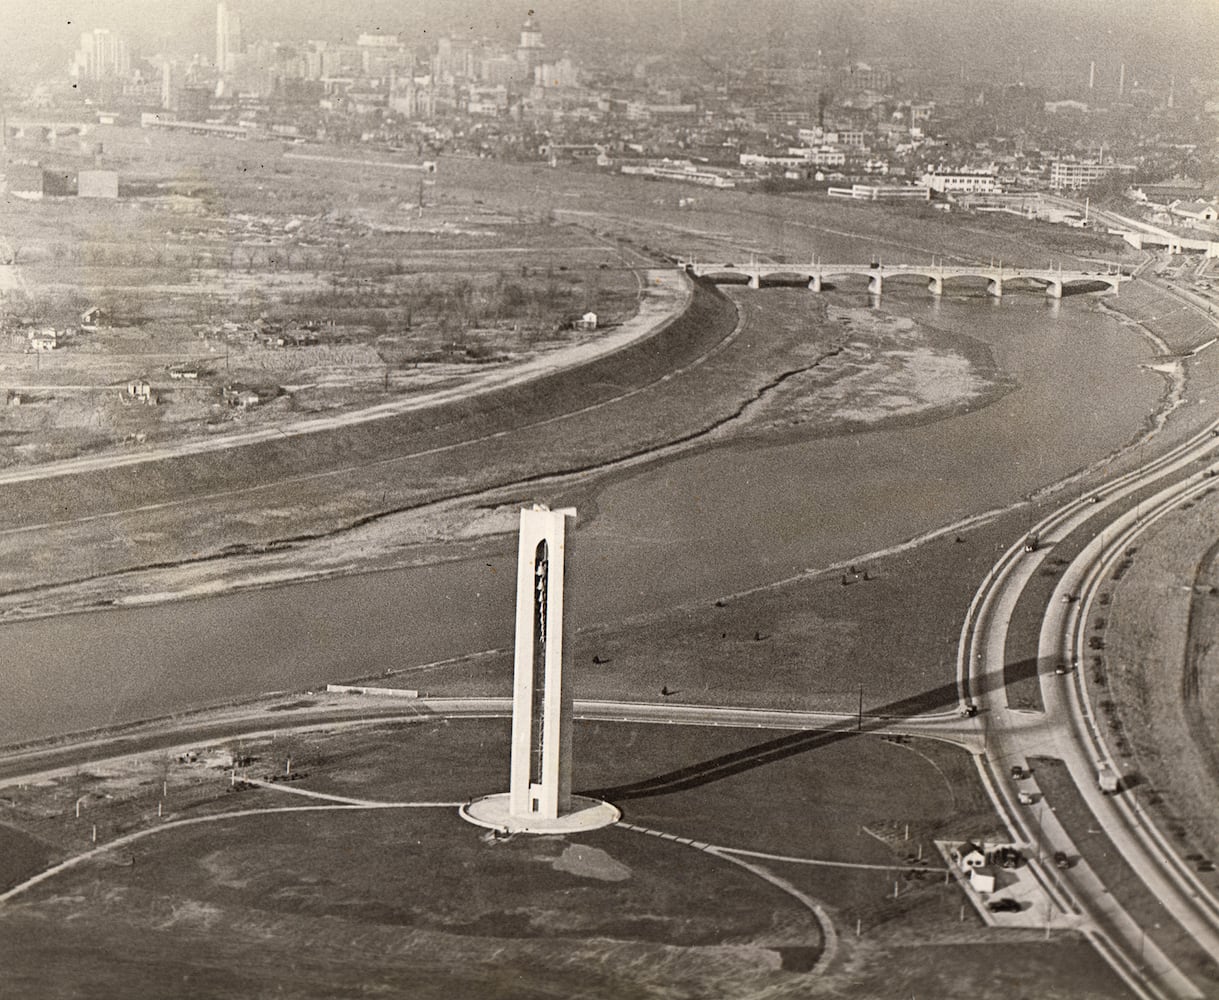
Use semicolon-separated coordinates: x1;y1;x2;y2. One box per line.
2;127;647;465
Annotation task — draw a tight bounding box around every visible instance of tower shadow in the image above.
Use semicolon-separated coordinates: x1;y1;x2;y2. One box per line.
579;664;1018;803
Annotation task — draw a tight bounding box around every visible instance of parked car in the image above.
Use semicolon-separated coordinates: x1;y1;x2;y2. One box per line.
1054;851;1071;870
1011;765;1025;780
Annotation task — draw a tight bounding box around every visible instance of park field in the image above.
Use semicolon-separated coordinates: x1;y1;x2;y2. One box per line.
0;717;1127;998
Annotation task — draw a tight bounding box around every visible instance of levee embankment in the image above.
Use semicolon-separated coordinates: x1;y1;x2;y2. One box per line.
0;277;737;531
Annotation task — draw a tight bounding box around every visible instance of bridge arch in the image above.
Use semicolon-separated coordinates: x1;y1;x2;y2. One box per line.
695;268;751;284
1059;275;1121;295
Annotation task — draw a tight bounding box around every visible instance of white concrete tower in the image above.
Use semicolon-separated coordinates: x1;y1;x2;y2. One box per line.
508;504;575;819
460;504;619;834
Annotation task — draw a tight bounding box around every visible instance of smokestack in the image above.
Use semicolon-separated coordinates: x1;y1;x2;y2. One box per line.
1118;63;1125;97
1088;61;1095;90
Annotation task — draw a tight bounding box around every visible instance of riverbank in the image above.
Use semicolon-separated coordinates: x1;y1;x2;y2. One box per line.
0;282;1012;624
0;279;1179;744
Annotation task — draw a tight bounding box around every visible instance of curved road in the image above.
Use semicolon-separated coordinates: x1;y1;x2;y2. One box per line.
960;414;1219;999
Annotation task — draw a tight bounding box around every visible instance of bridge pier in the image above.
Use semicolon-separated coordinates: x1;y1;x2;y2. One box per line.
747;272;761;290
927;276;943;296
807;273;822;292
1045;280;1063;299
987;278;1004;298
868;273;883;296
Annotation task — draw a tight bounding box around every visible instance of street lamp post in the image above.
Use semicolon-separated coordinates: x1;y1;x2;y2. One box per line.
1035;805;1043;866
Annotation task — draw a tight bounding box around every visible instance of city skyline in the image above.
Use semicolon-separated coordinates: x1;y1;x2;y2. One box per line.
3;1;1219;88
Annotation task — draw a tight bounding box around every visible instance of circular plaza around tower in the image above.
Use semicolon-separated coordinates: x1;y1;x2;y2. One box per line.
460;792;621;834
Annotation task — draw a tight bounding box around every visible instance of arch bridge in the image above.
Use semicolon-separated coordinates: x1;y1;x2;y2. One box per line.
680;259;1130;298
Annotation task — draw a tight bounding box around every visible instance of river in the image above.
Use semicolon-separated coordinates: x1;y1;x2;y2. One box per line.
0;289;1163;744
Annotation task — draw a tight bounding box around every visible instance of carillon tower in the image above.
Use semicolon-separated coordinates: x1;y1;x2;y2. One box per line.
461;505;619;834
509;504;575;819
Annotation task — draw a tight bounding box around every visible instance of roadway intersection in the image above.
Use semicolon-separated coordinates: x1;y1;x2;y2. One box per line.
961;414;1219;999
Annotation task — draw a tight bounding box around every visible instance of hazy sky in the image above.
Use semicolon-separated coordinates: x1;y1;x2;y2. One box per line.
2;0;1217;85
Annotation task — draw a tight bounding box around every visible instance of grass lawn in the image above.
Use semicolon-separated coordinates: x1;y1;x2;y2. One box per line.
1031;755;1219;991
0;713;1136;998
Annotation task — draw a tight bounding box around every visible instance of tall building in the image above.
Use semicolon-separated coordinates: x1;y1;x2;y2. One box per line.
70;29;131;81
357;33;411;79
216;2;242;72
160;61;177;110
1049;159;1136;191
517;16;545;71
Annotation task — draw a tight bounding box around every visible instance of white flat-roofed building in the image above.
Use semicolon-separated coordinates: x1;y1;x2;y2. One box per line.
621;160;737;188
920;165;1000;194
1049;159;1136;190
828;183;930;201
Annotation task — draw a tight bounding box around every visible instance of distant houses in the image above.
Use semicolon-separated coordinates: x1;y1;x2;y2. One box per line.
27;328;58;352
223;385;261;409
1168;200;1218;226
80;305;108;331
125;378;156;404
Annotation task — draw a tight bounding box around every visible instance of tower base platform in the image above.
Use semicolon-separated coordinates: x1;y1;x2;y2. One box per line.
460;793;620;834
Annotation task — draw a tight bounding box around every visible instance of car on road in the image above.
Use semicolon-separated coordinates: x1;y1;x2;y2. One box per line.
1023;535;1040;552
1054;851;1071;870
987;898;1022;912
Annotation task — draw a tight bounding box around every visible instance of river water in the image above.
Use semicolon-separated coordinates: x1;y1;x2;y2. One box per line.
0;290;1163;743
